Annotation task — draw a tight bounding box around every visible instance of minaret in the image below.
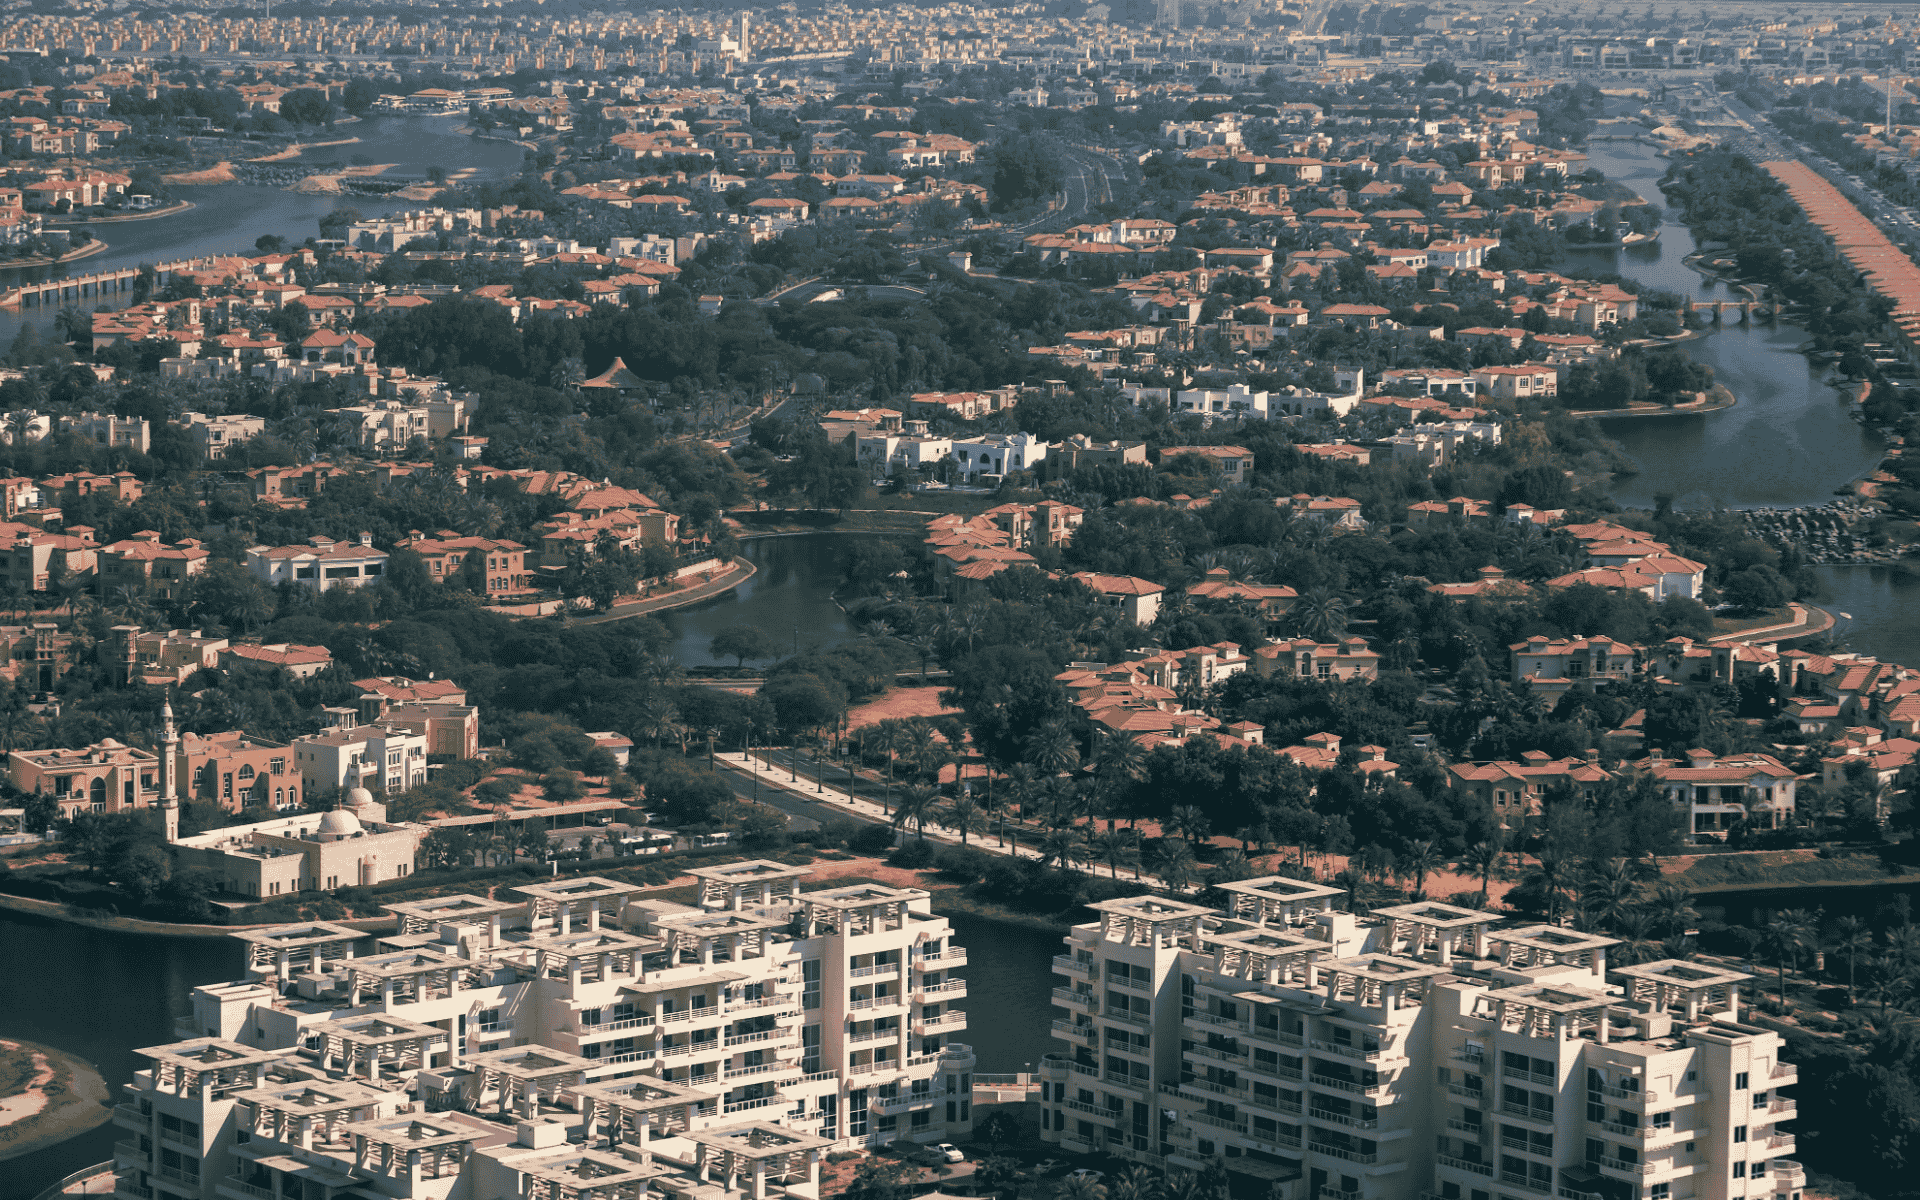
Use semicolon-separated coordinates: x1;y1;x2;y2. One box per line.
160;696;179;842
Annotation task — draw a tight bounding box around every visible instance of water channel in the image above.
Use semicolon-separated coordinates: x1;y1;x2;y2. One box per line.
660;535;858;668
1568;141;1917;664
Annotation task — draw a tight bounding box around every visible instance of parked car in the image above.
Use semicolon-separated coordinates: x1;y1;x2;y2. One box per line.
934;1144;964;1163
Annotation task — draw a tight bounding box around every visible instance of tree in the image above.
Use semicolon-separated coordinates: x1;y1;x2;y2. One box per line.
1291;585;1350;641
1024;723;1080;778
711;624;777;667
942;796;986;845
20;791;57;834
893;784;939;841
1154;839;1198;892
1039;825;1085;869
1766;908;1815;1008
541;770;586;803
1835;914;1873;1001
1722;565;1789;613
1402;840;1441;898
1089;828;1142;879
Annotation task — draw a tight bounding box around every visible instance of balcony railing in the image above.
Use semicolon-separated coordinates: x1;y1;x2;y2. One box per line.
222;1177;272;1200
580;1014;653;1033
1311;1038;1383;1062
1054;955;1093;976
1104;1009;1152;1029
1063;1099;1120;1120
724;1062;795;1080
1501;1103;1555;1125
1446;1083;1483;1103
1309;1074;1383;1097
1187;1111;1248;1134
850;963;900;979
1446;1118;1483;1135
1112;975;1151;992
1504;1065;1556;1086
1770;1098;1797;1118
1052;1020;1096;1043
1053;988;1096;1009
1250;1026;1306;1048
659;1005;720;1025
155;1166;198;1186
1438;1154;1493;1177
1598;1157;1656;1176
1499;1174;1550;1194
1187;1043;1249;1066
114;1182;153;1200
722;1095;784;1115
725;1031;776;1047
1310;1141;1377;1164
1188;1011;1252;1033
1310;1108;1378;1131
114;1140;145;1161
1183;1077;1244;1099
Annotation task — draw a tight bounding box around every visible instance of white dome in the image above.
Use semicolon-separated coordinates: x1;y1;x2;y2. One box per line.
345;785;377;810
316;809;362;837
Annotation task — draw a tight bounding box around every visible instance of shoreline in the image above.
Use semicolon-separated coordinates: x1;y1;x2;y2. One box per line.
0;240;110;273
0;1038;109;1164
0;887;397;939
1572;381;1738;421
44;200;195;227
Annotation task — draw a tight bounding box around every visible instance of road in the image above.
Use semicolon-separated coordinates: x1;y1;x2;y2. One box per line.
1718;94;1920;251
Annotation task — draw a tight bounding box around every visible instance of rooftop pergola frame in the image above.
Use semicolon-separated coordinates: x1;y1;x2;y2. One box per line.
1086;895;1215;948
688;860;811;912
574;1077;718;1160
232;1076;389;1151
1489;924;1619;979
1196;925;1325;985
384;893;522;945
519;928;661;983
464;1045;596;1120
1314;954;1451;1011
336;1112;481;1184
136;1039;290;1100
302;1012;448;1084
343;948;483;1006
1373;901;1496;964
1215;875;1344;928
796;884;925;938
512;877;648;935
682;1122;834;1199
653;907;791;968
1479;982;1622;1043
232;922;363;981
1612;959;1750;1023
514;1145;670;1200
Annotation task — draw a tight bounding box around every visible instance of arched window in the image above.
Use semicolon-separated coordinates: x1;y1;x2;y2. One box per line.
88;777;105;807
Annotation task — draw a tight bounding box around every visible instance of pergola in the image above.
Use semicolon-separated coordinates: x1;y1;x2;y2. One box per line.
1085;895;1215;949
1488;925;1618;980
341;947;482;1007
687;860;810;912
1196;925;1325;985
383;893;522;947
797;885;925;939
523;928;660;984
1215;875;1344;928
303;1012;448;1084
1373;901;1496;965
1479;982;1621;1042
134;1038;288;1101
1313;954;1450;1012
1612;959;1749;1023
464;1045;595;1119
232;1076;387;1150
682;1122;834;1199
232;922;362;981
653;908;791;969
513;876;649;935
574;1077;718;1161
336;1112;481;1185
514;1146;669;1200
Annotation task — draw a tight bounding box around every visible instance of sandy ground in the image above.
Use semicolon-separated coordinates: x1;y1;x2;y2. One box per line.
249;136;361;163
847;686;960;730
0;1038;110;1162
162;161;237;184
293;162;398;194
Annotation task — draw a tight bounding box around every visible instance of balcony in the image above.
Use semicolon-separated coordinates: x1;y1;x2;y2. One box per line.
848;995;904;1012
722;1095;787;1115
1311;1038;1384;1063
595;1050;655;1066
1104;1009;1152;1030
155;1166;198;1187
1451;1048;1486;1069
1187;1011;1252;1034
1187;1043;1249;1066
1499;1174;1550;1194
1770;1160;1805;1185
1764;1134;1796;1154
848;1028;897;1045
114;1140;147;1164
1770;1098;1798;1119
1052;1020;1097;1044
1250;1025;1305;1048
112;1104;148;1131
580;1014;654;1034
1597;1157;1657;1176
1310;1141;1378;1165
1183;1077;1245;1099
850;963;900;979
1310;1108;1378;1131
1053;988;1097;1011
1112;975;1152;992
659;1004;721;1025
1598;1121;1642;1137
917;980;967;1001
915;1011;966;1033
1445;1119;1483;1136
1054;955;1094;977
724;1061;797;1081
1446;1083;1483;1103
725;1031;780;1047
1253;1097;1304;1117
1187;1111;1248;1135
1438;1154;1493;1177
1503;1065;1556;1086
1103;1072;1148;1096
873;1092;937;1114
1062;1099;1121;1122
159;1129;196;1149
1501;1104;1555;1127
919;949;967;968
1309;1074;1384;1098
220;1178;273;1200
1322;1189;1362;1200
114;1181;153;1200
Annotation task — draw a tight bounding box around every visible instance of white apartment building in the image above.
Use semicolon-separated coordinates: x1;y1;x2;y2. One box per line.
330;396;473;452
291;723;430;796
949;432;1048;481
1040;880;1801;1200
246;534;390;595
176;412;268;461
108;864;978;1200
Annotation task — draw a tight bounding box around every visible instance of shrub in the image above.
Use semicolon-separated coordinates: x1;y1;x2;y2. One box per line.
887;839;936;869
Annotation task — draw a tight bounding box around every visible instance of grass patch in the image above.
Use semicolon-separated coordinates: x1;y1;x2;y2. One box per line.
1672;849;1920;892
1710;605;1796;636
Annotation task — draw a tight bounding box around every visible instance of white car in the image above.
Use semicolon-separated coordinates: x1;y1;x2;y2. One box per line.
1069;1169;1105;1182
934;1144;965;1163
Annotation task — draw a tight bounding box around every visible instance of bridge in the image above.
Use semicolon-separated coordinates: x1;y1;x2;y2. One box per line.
0;256;216;309
1687;299;1768;324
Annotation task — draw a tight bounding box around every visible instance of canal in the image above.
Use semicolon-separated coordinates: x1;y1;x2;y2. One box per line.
1573;141;1917;664
659;534;868;668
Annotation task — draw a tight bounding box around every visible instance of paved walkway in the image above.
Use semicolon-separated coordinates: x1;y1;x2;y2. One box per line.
1707;602;1835;644
723;749;1174;891
528;556;756;626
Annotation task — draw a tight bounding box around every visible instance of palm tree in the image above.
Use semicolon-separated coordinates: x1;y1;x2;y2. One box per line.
1615;909;1661;966
1291;585;1350;642
1867;957;1912;1018
1765;910;1815;1009
1057;1176;1108;1200
1167;804;1211;846
1093;728;1149;829
1834;915;1873;1000
1154;839;1199;893
941;796;986;845
1089;828;1141;879
893;784;939;842
1107;1166;1161;1200
641;698;682;751
1581;859;1641;933
1037;825;1085;870
870;720;902;813
1210;848;1255;884
1650;884;1700;940
1456;837;1505;904
1024;723;1080;778
1402;840;1441;898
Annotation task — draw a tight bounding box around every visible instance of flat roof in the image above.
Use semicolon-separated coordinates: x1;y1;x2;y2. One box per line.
231;921;363;952
384;894;520;922
1492;924;1618;954
1086;895;1216;921
1319;954;1451;983
683;1120;837;1158
511;876;648;904
1611;959;1750;989
1216;875;1345;904
463;1045;596;1079
802;883;928;908
1374;900;1494;929
1484;982;1614;1014
687;859;812;883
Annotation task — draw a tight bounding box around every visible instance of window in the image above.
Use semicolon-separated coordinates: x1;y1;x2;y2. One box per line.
1735;1072;1749;1090
1650;1188;1669;1200
1734;1126;1747;1143
1733;1164;1746;1179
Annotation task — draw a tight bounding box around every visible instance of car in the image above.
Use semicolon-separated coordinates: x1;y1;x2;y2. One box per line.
933;1144;965;1163
1069;1169;1105;1182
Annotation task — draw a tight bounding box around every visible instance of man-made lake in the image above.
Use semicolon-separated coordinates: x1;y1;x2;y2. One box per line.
0;902;1062;1200
661;534;862;667
1569;141;1887;513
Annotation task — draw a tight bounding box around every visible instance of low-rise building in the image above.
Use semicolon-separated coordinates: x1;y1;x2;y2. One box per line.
246;534;389;594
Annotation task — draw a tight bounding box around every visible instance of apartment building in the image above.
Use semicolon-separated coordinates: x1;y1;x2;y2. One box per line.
246;534;389;594
1040;881;1801;1200
291;723;429;796
10;736;160;818
108;863;977;1200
